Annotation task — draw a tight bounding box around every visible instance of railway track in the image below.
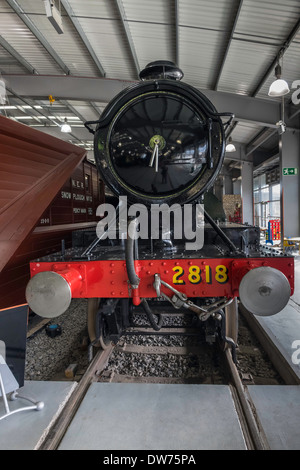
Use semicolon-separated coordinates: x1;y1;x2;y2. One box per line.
38;343;114;450
99;338;226;385
36;314;277;450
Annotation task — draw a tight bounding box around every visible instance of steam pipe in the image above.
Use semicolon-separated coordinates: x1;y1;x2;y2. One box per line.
125;217;140;289
204;209;239;254
141;299;163;331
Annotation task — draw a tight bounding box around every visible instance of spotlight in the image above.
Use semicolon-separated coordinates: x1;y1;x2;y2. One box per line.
43;0;63;34
276;120;286;135
61;118;71;133
225;137;236;152
268;64;290;97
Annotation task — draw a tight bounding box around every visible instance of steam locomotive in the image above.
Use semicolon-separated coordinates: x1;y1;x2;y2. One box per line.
25;61;294;357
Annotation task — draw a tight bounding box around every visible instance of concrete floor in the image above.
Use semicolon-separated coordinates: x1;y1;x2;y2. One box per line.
1;380;299;450
0;381;76;450
251;255;300;380
58;383;247;450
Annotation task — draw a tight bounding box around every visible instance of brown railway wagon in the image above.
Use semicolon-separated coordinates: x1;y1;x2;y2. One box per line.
0;115;104;310
0;159;104;310
0;114;101;387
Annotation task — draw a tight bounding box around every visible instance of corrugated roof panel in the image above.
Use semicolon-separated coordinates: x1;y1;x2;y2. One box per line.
215;0;300;96
179;28;227;89
223;0;300;98
0;44;27;74
217;39;278;95
69;16;136;80
0;1;13;13
126;21;174;72
67;100;99;121
235;0;300;41
67;0;136;79
122;0;173;24
12;0;45;13
15;0;102;77
177;0;243;89
256;40;300;100
67;0;117;19
121;0;174;72
0;7;62;74
231;121;262;144
179;0;236;31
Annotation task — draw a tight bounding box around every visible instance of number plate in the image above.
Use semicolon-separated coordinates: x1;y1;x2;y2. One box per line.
172;264;228;285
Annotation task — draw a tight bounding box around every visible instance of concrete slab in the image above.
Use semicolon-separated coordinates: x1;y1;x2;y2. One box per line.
0;380;77;450
252;302;300;380
239;254;300;382
248;385;300;450
58;383;247;450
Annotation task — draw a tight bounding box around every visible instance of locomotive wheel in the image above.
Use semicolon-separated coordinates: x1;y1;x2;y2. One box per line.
222;298;238;350
87;298;111;350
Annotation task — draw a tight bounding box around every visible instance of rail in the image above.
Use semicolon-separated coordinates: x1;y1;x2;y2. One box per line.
37;343;115;450
35;308;291;450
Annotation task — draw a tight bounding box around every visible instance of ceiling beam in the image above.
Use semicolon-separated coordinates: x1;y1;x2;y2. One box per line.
6;0;71;75
213;0;244;91
5;84;60;128
245;128;277;156
0;35;36;74
175;0;179;66
115;0;140;78
14;104;44;124
89;101;102;116
4;84;86;142
59;99;87;124
224;153;252;163
4;74;300;131
0;30;91;132
60;0;106;77
288;103;300;121
225;120;238;139
4;73;134;102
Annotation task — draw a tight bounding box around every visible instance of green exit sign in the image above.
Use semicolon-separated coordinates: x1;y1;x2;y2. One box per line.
283;167;298;176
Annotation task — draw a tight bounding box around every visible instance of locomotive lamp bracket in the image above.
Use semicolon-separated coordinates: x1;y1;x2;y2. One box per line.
153;273;233;321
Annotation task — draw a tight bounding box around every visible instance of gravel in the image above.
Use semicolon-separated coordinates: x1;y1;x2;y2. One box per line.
25;299;89;381
25;299;283;385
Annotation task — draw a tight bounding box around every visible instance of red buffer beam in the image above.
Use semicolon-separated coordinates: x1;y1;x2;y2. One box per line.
26;256;294;318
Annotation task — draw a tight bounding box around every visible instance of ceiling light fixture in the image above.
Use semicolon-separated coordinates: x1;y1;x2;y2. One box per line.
0;105;16;110
225;136;236;152
268;53;290;97
61;117;71;133
43;0;64;34
276;96;287;135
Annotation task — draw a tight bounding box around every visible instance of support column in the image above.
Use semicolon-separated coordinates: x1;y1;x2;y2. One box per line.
280;131;300;239
224;174;233;194
233;179;241;195
241;160;253;225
